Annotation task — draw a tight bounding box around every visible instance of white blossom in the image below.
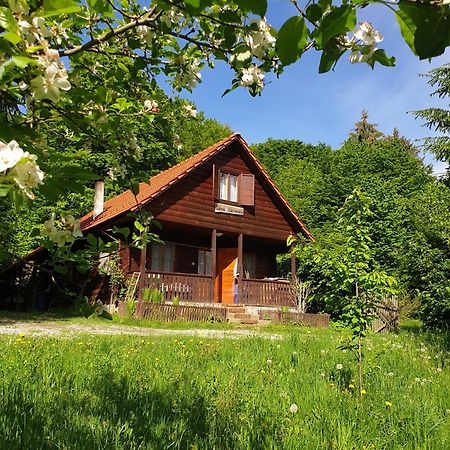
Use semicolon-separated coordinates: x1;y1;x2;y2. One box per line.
173;59;202;90
240;65;265;88
137;25;153;44
336;364;343;370
183;104;198;118
143;99;159;112
31;63;71;102
354;22;383;46
289;403;298;414
108;165;127;181
160;8;183;28
245;18;276;59
38;48;60;68
349;22;383;64
0;140;25;173
12;153;44;199
62;214;83;238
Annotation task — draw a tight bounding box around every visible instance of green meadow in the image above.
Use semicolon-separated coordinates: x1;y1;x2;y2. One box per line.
0;325;448;449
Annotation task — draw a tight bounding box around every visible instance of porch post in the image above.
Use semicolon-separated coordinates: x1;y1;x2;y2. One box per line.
238;233;243;304
138;243;147;303
211;229;217;302
290;244;297;283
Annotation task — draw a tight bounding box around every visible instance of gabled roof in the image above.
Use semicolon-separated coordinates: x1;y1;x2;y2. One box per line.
80;133;314;240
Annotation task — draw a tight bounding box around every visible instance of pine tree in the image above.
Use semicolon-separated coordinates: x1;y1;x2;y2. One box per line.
413;64;450;177
348;111;384;143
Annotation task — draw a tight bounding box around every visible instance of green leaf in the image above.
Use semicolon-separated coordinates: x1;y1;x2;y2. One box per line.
184;0;212;15
0;7;17;31
0;185;12;197
234;0;267;17
12;55;36;68
319;44;345;73
396;2;450;59
86;233;97;246
2;31;21;45
306;4;323;23
276;16;309;66
43;0;82;17
371;49;396;68
315;5;356;49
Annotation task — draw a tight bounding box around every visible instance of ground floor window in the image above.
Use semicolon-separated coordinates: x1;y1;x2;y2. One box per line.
150;243;175;272
243;252;256;278
198;250;212;276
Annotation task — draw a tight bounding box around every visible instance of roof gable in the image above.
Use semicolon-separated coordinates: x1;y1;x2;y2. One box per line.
79;133;313;240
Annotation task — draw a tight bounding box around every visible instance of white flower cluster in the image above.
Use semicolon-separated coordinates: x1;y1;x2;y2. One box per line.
17;15;71;102
137;25;153;44
183;104;197;118
160;8;184;28
0;140;44;199
173;57;202;90
349;22;383;64
143;99;159;113
245;18;276;59
108;164;127;181
41;213;82;247
240;65;265;89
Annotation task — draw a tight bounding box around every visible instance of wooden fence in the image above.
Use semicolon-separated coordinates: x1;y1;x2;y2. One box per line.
135;302;227;323
142;271;212;303
372;296;399;333
240;278;295;307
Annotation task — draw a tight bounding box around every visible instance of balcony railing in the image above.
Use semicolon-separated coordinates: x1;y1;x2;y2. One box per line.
131;271;295;306
240;278;295;307
142;270;213;303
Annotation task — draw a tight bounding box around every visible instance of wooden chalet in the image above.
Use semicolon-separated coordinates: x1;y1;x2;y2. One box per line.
78;133;313;308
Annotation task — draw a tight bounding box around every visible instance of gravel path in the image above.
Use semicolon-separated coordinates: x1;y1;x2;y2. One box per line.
0;320;282;340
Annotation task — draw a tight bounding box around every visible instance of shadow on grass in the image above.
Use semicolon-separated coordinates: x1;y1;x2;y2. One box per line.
400;319;450;352
0;309;83;325
1;369;216;449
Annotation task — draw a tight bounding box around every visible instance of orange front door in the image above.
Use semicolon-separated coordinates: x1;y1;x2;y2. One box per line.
216;248;237;304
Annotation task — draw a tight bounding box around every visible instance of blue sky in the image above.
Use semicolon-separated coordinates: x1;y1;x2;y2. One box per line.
179;1;449;174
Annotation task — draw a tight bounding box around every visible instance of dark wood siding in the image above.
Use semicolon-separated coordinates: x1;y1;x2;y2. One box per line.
146;142;294;241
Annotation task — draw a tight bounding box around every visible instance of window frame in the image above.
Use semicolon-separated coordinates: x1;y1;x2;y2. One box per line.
218;170;239;204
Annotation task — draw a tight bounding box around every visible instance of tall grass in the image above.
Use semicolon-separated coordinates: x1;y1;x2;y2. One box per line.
0;327;448;449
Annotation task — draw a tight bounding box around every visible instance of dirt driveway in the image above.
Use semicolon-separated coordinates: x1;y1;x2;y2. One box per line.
0;320;282;340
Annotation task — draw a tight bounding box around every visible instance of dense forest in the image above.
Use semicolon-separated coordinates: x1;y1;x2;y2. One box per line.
254;115;449;329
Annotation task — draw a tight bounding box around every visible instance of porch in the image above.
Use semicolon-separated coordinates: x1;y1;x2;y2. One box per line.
132;270;295;307
125;222;297;307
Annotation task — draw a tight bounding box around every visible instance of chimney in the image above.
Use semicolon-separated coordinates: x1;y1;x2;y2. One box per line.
93;180;104;219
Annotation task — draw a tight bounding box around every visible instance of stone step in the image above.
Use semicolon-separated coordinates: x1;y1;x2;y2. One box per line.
227;306;246;313
232;312;256;320
240;318;259;325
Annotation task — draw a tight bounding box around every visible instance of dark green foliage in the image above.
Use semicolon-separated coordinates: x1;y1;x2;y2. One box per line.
257;122;449;329
413;64;450;179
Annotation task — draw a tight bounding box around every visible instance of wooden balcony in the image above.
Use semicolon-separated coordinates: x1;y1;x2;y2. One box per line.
142;270;213;303
240;278;295;307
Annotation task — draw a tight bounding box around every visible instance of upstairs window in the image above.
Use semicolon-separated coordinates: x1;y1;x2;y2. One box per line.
219;172;238;203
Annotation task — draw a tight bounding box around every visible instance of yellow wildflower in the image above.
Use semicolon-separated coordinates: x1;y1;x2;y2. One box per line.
360;389;367;395
348;384;355;389
385;401;392;408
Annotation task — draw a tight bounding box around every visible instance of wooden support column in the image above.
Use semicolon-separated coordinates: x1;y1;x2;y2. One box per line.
211;229;217;302
138;243;147;304
290;244;297;284
237;233;243;304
